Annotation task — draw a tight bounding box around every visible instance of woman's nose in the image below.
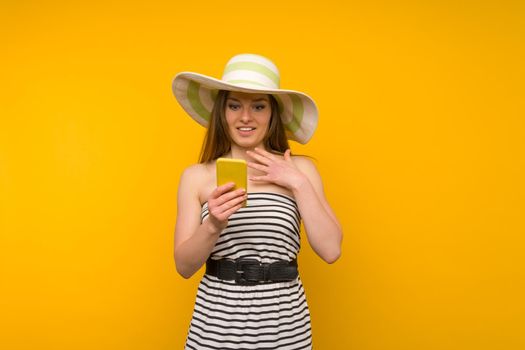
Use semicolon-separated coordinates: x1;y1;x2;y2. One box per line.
240;105;252;121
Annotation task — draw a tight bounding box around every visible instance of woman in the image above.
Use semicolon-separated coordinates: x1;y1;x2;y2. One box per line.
172;53;342;350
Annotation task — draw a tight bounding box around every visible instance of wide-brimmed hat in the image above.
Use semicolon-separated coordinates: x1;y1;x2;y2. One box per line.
171;53;318;144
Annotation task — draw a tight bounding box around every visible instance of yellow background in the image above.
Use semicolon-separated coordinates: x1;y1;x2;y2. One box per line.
1;1;524;349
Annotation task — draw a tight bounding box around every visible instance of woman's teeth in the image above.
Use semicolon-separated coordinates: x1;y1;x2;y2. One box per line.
238;127;255;131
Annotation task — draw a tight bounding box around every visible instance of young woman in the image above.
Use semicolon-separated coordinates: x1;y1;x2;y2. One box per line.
172;53;342;350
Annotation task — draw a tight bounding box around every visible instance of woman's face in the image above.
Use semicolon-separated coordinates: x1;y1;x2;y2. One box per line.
224;91;272;149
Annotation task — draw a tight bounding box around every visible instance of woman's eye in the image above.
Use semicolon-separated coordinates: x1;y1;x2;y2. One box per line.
253;104;266;111
228;104;240;111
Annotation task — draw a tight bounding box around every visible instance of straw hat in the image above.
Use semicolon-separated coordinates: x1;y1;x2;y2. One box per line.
171;53;318;144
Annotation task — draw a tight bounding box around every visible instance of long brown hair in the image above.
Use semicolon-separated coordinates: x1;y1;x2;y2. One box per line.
199;90;290;163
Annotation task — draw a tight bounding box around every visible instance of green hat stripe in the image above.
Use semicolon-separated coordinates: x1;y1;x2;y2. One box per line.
224;62;280;85
187;80;211;122
284;94;304;133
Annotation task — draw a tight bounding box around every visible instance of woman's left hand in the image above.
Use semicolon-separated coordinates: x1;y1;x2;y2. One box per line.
246;148;307;191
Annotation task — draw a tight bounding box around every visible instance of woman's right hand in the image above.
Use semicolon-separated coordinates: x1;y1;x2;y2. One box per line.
206;182;246;232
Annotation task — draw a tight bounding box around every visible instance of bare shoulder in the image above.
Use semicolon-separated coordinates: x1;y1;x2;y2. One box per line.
179;162;214;204
178;163;208;196
180;162;209;180
290;155;319;175
291;154;326;194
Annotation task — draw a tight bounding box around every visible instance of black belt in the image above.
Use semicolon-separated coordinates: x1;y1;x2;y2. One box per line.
205;257;298;285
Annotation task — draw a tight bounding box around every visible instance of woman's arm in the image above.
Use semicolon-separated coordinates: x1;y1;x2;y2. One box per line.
173;165;247;278
247;149;342;263
290;156;342;263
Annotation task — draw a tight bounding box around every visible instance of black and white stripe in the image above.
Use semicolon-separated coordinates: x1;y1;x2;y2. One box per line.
185;192;312;350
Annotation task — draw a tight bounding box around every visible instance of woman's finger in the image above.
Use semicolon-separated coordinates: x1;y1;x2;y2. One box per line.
214;193;247;220
246;150;271;165
253;147;277;160
221;202;245;219
211;187;246;207
284;149;292;162
249;175;269;182
247;161;269;173
210;182;236;199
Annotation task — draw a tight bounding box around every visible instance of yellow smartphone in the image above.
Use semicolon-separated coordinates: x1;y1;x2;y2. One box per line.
216;158;248;207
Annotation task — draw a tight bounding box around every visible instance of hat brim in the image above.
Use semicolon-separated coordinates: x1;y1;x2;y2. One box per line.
172;72;318;144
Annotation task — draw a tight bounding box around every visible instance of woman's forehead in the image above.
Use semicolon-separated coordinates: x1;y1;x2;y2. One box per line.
226;91;270;101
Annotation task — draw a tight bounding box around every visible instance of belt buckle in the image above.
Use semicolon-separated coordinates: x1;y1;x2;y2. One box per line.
235;258;261;285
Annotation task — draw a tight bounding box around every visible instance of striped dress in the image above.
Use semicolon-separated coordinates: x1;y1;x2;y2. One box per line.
184;192;312;350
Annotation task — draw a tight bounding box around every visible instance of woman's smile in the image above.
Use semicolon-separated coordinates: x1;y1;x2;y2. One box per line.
236;126;257;136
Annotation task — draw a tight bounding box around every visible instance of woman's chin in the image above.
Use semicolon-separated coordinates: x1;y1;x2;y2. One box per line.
232;138;263;149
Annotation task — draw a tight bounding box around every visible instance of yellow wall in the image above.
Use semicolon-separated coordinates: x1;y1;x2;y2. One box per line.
1;1;524;349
